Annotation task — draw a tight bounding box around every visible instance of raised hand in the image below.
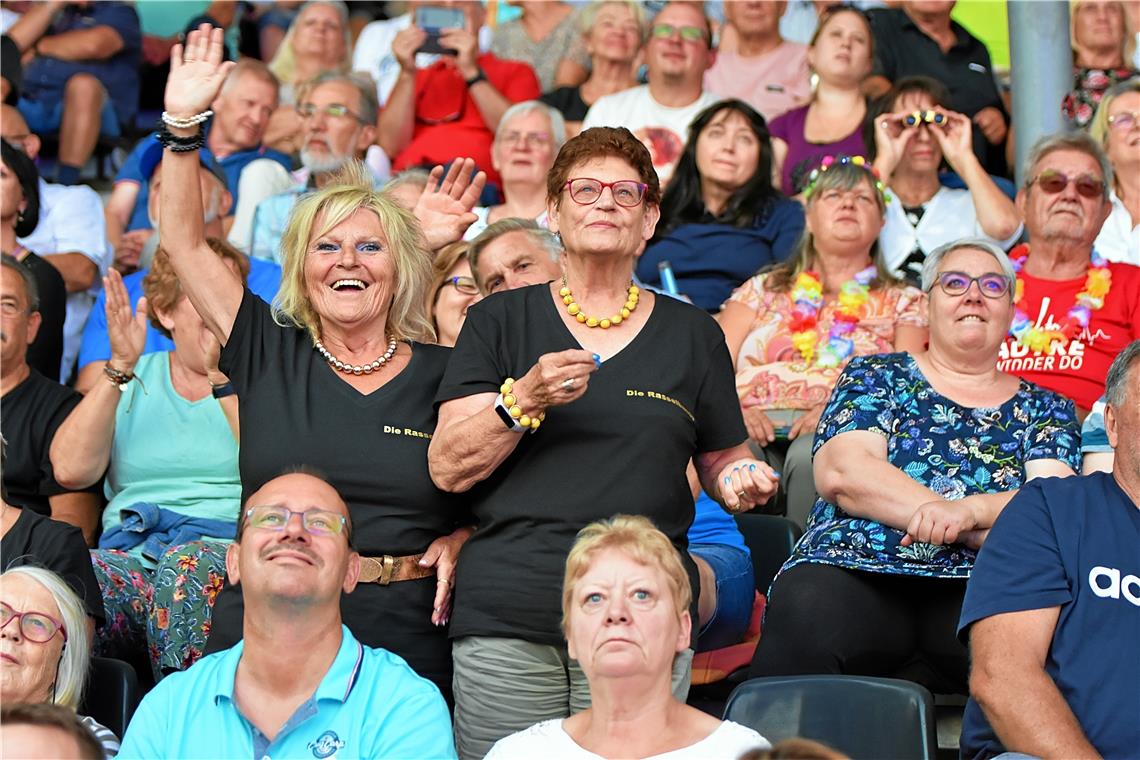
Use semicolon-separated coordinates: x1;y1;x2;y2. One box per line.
392;25;427;73
412;158;486;250
165;24;235;120
928;111;976;171
873;112;916;180
104;269;149;374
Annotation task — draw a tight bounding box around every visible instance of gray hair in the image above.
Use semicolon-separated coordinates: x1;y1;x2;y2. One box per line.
579;0;649;41
1;253;39;312
1022;132;1113;198
920;238;1017;299
219;58;280;100
302;70;380;127
468;217;563;290
0;566;90;710
1105;340;1140;408
383;168;432;194
496;101;567;152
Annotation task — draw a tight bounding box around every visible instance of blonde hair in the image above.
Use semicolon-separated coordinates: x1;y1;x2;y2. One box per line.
273;161;435;343
0;566;90;710
268;1;352;87
579;0;649;41
1070;0;1136;67
561;515;691;637
1088;79;1140;190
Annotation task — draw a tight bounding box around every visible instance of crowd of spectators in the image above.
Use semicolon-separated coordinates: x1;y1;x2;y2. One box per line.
1;1;1138;759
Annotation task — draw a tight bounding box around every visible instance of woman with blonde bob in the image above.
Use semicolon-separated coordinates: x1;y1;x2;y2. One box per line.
487;515;770;759
0;565;120;757
157;28;471;699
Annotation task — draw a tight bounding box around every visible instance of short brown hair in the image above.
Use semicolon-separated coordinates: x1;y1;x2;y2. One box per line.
546;127;661;208
0;703;103;760
427;240;471;321
144;238;250;339
561;514;690;636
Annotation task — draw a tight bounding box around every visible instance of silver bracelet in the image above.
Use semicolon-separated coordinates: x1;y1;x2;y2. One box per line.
161;110;213;129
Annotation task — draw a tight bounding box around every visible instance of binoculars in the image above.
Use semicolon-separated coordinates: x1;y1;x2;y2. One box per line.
904;110;947;127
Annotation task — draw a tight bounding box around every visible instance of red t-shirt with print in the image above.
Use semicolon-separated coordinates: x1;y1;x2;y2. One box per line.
997;258;1140;411
393;53;541;186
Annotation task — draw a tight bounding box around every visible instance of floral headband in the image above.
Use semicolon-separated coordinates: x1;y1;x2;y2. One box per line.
802;154;892;204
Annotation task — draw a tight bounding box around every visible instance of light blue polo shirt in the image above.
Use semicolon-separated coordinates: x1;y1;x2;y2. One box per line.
118;625;456;760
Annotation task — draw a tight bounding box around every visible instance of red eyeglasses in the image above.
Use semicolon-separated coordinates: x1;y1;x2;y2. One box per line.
1;601;67;644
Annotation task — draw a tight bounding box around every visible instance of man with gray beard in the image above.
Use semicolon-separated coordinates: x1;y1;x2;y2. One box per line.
248;72;381;265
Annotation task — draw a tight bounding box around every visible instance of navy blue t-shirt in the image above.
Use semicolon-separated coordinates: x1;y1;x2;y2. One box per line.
637;198;804;313
21;2;141;124
957;473;1140;760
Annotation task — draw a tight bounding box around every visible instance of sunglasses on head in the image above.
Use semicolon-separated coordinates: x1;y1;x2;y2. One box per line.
1029;169;1104;199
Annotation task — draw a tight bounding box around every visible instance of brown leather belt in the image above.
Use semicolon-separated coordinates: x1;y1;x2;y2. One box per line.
358;553;433;585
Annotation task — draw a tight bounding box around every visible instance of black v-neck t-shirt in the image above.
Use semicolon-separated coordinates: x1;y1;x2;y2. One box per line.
436;285;747;646
206;290;464;692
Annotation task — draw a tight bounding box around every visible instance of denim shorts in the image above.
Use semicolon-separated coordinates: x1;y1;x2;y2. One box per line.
691;542;755;652
18;91;121;137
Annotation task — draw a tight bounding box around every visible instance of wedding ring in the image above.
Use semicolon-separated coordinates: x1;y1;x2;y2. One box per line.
561;378;575;391
736;491;748;500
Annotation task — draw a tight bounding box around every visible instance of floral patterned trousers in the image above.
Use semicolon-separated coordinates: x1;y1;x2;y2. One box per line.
91;541;228;678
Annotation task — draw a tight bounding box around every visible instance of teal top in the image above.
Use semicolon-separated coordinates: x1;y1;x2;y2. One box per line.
102;351;241;560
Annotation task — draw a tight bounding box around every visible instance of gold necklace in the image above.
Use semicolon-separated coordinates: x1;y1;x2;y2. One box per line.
558;277;639;329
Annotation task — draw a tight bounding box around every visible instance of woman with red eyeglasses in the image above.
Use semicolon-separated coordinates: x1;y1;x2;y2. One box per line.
0;565;119;758
430;127;779;758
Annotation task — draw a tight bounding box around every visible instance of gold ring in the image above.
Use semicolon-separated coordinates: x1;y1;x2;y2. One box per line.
737;491;748;499
437;578;451;586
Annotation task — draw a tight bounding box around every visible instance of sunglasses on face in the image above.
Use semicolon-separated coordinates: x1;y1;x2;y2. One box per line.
243;505;348;536
1029;169;1105;199
650;23;707;44
1107;111;1138;131
0;601;67;644
933;271;1011;299
904;110;946;128
564;178;647;208
296;102;364;123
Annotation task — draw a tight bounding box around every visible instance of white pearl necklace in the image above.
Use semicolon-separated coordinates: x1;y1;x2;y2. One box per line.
314;336;398;375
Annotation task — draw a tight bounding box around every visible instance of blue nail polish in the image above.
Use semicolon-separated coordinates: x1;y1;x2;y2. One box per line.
592;353;601;368
724;476;731;484
733;466;740;473
749;464;756;471
772;471;781;478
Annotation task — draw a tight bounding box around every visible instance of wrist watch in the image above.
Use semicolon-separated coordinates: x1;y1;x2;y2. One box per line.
464;69;486;87
493;394;526;433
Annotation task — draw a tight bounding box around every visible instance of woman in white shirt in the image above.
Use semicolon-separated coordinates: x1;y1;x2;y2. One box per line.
486;515;769;760
1089;78;1140;266
867;76;1022;286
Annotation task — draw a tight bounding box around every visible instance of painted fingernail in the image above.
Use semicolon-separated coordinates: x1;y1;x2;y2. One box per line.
724;476;731;484
592;353;601;368
749;464;756;471
772;471;781;478
733;466;740;473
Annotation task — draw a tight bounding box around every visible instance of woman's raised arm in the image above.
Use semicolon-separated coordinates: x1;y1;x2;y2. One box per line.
160;25;244;344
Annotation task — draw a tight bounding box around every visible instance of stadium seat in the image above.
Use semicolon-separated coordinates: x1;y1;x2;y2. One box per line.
723;675;939;760
80;656;141;739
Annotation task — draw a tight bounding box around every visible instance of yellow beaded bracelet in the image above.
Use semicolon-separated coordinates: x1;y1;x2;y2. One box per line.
497;377;545;431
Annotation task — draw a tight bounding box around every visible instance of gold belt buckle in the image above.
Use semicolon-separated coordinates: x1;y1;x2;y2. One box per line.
360;555;398;585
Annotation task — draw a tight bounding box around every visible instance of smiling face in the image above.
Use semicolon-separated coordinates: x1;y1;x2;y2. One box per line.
928;246;1014;355
566;549;690;681
548;155;660;262
213;72;279;150
894;90;944;174
0;264;40;376
805;174;884;255
227;473;358;607
1105;91;1140;170
695;108;762;193
303;207;396;335
1018;148;1111;247
155;258;241;375
476;230;562;294
0;574;65;705
587;2;642;65
645;2;714;85
808;9;873;86
292;2;347;66
299;80;373;173
432;258;476;347
493;109;558;189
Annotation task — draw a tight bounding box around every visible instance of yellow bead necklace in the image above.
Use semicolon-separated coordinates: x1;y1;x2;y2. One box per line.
558;276;639;329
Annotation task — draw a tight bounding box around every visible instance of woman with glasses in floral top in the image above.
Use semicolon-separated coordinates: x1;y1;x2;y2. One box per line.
430;127;779;758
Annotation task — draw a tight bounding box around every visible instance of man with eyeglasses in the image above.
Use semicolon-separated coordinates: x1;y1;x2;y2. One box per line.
248;72;381;265
117;470;456;760
581;2;720;185
958;340;1140;760
995;132;1140;417
104;58;292;254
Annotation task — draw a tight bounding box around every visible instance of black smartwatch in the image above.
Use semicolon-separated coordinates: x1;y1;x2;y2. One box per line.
211;382;236;399
464;69;487;87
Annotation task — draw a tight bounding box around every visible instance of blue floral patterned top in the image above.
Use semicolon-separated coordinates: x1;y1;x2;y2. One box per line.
782;353;1081;581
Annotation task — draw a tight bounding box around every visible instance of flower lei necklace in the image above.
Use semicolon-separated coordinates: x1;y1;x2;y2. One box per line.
1008;244;1111;354
788;265;877;367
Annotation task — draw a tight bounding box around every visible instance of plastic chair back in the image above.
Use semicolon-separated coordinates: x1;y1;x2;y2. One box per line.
734;514;803;593
723;675;938;760
80;656;141;739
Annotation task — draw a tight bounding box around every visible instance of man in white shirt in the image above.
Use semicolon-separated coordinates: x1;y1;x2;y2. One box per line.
581;2;720;184
1;104;111;382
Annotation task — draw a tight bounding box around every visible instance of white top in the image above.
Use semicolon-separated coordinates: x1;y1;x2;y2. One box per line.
879;184;1023;274
462;207;550;241
485;718;769;760
581;85;722;185
17;179;111;381
1093;190;1139;266
351;13;493;107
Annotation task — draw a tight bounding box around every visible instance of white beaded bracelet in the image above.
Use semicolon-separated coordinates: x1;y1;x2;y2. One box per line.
161;110;214;129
